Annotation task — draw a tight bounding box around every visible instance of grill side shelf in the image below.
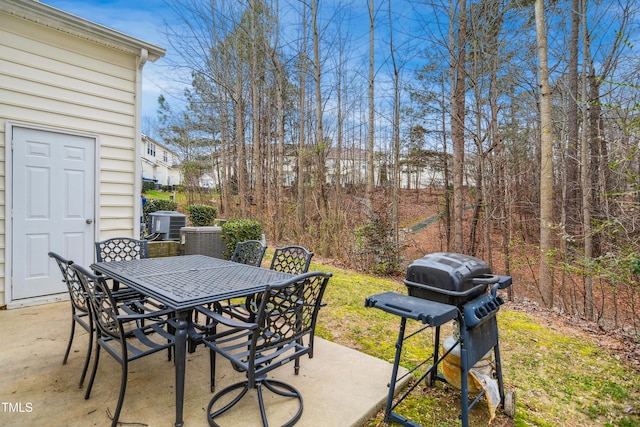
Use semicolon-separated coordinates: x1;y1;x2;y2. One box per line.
365;292;458;326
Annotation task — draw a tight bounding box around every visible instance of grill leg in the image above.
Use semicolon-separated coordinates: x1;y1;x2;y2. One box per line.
384;316;407;422
493;340;505;405
459;326;469;427
430;325;441;386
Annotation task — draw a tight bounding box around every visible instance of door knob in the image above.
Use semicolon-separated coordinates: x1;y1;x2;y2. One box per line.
86;219;93;224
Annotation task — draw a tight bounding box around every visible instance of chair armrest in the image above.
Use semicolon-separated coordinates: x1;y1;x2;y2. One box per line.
196;305;258;330
117;307;175;322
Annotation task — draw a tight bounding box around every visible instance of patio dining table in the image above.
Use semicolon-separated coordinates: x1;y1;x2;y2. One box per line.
91;254;294;427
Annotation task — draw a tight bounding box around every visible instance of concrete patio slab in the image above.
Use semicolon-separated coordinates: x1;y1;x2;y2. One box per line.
0;301;408;427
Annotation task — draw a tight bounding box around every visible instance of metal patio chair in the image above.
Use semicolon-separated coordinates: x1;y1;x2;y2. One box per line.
70;263;177;427
231;240;267;267
269;245;313;275
95;237;149;294
229;245;314;322
194;271;332;427
48;251;93;388
215;240;268;322
95;237;149;262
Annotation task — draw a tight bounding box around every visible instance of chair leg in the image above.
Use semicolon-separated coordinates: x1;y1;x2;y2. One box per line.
207;321;218;392
168;323;175;361
261;380;303;427
209;348;216;392
294;337;303;375
256;383;268;426
207;380;302;427
84;343;100;400
78;324;93;388
207;382;250;426
63;317;76;365
111;362;128;427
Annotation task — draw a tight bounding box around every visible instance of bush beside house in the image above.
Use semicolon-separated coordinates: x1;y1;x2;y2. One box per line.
186;204;217;227
220;219;263;259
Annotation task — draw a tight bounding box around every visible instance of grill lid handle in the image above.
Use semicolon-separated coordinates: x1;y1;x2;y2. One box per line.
470;274;500;285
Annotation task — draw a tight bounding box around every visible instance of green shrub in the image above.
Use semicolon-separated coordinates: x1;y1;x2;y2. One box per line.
220;219;263;259
142;179;155;193
186;204;218;227
142;198;178;224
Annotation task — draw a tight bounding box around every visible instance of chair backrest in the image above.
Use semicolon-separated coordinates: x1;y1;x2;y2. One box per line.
251;272;331;371
95;237;149;262
269;245;313;275
70;263;122;341
231;240;267;267
48;251;89;314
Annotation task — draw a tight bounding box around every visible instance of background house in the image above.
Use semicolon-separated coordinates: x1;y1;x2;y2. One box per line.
198;173;216;188
142;134;182;187
0;0;165;307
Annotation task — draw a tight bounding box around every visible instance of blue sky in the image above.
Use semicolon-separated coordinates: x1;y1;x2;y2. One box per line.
42;0;177;119
40;0;431;127
40;0;419;123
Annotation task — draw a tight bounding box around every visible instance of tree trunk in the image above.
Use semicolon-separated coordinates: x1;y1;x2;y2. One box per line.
236;54;247;216
272;0;284;240
312;0;328;218
535;0;555;308
441;72;451;250
250;0;262;215
388;0;400;246
367;0;375;205
451;0;467;253
335;39;343;207
297;5;307;234
565;0;580;238
581;0;594;320
275;54;285;240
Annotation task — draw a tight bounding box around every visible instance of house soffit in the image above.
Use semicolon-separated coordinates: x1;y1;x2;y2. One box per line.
0;0;165;61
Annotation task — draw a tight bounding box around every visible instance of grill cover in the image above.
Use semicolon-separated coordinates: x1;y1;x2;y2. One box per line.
405;252;495;306
406;252;491;291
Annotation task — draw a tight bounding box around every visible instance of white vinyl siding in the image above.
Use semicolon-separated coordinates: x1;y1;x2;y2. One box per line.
0;12;140;305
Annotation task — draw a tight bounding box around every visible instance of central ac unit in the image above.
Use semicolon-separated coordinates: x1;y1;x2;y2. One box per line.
148;211;186;240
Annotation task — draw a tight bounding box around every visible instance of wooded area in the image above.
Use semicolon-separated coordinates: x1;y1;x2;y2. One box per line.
144;0;640;333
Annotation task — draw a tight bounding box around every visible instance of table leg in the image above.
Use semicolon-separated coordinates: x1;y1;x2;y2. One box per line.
174;310;189;427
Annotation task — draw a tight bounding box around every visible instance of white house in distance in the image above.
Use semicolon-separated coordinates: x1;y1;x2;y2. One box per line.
199;173;217;188
0;0;165;308
142;134;181;187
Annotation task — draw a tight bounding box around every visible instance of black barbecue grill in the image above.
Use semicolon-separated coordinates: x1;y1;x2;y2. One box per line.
366;252;514;427
405;252;496;304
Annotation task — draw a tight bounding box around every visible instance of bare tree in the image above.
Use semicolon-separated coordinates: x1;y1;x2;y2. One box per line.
388;0;400;246
535;0;555;308
151;0;640;330
250;0;263;212
312;0;328;216
367;0;376;205
451;0;467;253
297;2;308;235
581;0;594;321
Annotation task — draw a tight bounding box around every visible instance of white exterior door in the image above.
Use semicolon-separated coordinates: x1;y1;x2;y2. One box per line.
11;126;95;300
